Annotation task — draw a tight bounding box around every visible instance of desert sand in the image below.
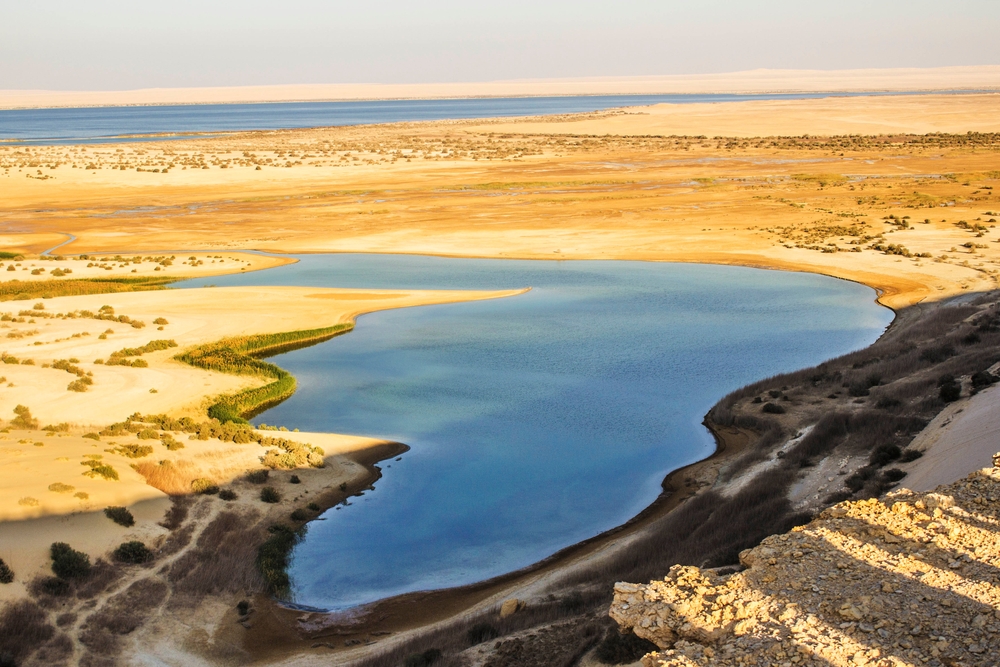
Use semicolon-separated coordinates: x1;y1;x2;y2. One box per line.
2;65;999;109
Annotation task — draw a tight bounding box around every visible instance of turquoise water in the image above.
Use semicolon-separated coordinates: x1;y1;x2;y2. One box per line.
179;255;892;610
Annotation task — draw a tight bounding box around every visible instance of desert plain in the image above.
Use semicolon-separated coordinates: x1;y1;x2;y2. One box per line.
0;90;999;666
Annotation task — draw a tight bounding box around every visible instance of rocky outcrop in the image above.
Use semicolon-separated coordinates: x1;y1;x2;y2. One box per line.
610;460;1000;666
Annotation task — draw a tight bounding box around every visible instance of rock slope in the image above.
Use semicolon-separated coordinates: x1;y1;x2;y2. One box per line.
610;457;1000;666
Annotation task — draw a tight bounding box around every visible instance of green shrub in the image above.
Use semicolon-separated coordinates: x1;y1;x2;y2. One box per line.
883;468;907;482
50;542;91;579
175;324;351;423
290;508;309;521
260;486;281;503
0;557;13;584
256;524;302;596
104;506;135;527
869;444;901;467
219;489;238;501
113;541;153;564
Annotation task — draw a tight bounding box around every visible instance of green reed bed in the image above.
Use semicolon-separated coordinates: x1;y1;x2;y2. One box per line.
175;324;352;423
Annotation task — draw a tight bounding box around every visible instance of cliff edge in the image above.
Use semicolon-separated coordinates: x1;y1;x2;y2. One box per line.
610;456;1000;667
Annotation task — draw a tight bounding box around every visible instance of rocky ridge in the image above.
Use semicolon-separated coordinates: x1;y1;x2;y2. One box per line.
610;456;1000;667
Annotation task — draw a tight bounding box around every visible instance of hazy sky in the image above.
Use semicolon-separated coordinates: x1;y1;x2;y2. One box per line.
3;0;998;90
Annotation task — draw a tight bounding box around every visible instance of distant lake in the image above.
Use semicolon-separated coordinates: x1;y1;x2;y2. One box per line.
179;254;893;610
0;91;949;145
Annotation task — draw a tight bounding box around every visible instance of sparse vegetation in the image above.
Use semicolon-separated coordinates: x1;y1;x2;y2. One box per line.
113;541;153;564
259;486;281;503
50;542;91;579
10;404;39;429
103;506;135;527
256;524;302;597
0;558;13;584
175;324;351;423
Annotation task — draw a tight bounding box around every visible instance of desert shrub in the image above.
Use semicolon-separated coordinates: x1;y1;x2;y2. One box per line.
153;318;168;325
236;600;251;616
113;541;153;564
246;469;269;484
136;428;159;439
882;468;907;482
869;444;901;467
289;474;301;484
594;628;659;664
404;648;443;667
191;478;219;495
971;370;998;389
113;443;153;458
81;460;119;480
35;576;71;597
0;558;12;584
845;467;875;493
82;432;101;440
103;506;135;527
466;622;500;646
67;379;91;392
761;402;785;414
50;542;91;579
899;448;924;463
219;489;238;501
260;486;280;503
160;433;184;450
42;422;69;432
10;404;38;429
290;508;309;521
307;502;320;511
939;382;961;402
48;482;75;494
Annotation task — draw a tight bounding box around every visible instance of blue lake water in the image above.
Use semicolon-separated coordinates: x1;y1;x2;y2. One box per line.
0;91;943;145
179;254;892;610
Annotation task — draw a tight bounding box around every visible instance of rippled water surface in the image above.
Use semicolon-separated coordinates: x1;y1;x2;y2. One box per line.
180;255;892;610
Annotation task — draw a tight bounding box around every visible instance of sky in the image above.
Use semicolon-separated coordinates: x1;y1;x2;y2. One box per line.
2;0;998;90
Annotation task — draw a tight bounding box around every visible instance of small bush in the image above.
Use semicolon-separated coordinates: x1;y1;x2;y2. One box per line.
113;541;153;564
899;449;924;463
260;487;281;503
594;628;659;664
113;443;153;458
50;542;91;579
971;370;998;389
136;428;159;440
81;461;119;481
219;489;238;501
236;600;250;616
869;444;901;467
67;378;90;392
0;558;13;584
246;469;269;484
10;404;38;429
153;317;169;325
307;502;320;511
466;622;499;646
48;482;75;494
103;506;135;527
82;432;101;441
290;508;309;521
191;478;220;495
882;468;907;482
939;382;962;402
289;474;301;484
761;402;786;414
